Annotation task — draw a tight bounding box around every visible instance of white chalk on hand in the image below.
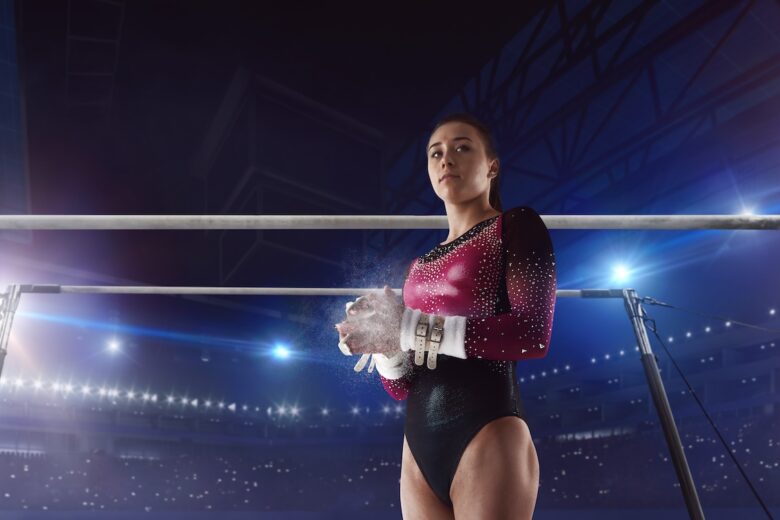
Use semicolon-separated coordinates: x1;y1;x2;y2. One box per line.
338;333;352;356
353;353;371;372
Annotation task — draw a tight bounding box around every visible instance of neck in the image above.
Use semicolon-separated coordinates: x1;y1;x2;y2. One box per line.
440;199;501;246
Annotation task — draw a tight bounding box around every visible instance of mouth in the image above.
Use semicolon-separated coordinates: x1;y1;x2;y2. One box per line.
439;174;459;183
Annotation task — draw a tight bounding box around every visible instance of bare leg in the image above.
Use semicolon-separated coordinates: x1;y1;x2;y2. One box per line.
400;435;456;520
450;416;539;520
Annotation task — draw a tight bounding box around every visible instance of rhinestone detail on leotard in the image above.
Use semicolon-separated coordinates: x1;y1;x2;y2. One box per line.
418;214;500;264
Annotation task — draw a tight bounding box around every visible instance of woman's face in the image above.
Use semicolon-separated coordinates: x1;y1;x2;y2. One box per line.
427;121;497;205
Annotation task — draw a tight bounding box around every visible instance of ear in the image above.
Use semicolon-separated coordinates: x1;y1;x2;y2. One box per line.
489;157;500;177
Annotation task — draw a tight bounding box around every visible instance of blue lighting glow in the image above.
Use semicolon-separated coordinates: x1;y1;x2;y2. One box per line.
17;311;262;352
612;263;630;283
107;339;121;354
273;345;291;359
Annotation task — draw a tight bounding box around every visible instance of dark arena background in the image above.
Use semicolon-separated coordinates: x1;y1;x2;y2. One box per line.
0;1;779;518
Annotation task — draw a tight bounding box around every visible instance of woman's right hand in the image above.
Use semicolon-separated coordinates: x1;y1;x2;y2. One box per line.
335;295;375;355
335;287;403;357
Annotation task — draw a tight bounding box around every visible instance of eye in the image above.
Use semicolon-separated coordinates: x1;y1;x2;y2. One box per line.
429;145;468;158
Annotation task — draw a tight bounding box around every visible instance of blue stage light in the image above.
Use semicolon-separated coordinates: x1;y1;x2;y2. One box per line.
107;339;121;354
273;345;291;359
612;263;630;283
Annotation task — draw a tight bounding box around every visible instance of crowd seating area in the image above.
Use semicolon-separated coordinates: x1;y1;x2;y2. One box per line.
0;412;776;513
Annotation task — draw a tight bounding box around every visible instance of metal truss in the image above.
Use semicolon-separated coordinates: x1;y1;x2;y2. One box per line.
0;284;21;378
379;0;778;260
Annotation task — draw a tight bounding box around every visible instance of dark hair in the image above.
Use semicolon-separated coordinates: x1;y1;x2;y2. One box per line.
430;112;502;212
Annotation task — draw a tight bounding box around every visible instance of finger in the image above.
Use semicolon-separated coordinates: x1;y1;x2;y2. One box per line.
346;309;377;323
335;321;359;340
346;299;359;315
343;331;373;355
348;295;377;315
337;332;352;355
347;295;371;315
385;285;401;303
353;353;371;372
348;307;376;320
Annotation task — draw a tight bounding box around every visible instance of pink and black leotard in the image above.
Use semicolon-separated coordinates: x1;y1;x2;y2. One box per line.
378;205;557;507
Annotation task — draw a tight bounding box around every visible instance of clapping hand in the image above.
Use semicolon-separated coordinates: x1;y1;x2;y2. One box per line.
335;285;404;357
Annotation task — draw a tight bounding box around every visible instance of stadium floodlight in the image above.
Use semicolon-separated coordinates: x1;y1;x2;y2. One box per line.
273;345;290;359
107;339;120;354
612;263;630;283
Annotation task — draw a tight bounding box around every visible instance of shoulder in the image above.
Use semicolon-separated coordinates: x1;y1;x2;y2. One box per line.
502;205;547;232
501;205;554;254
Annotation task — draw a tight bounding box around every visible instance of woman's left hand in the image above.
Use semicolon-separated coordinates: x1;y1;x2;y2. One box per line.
335;285;404;356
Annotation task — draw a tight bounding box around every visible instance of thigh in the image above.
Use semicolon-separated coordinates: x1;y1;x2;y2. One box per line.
450;416;539;520
400;435;455;520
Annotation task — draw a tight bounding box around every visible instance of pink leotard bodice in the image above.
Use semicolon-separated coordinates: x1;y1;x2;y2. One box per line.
379;205;557;400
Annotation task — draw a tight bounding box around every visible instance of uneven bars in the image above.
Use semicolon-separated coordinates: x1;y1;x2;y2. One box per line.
0;214;777;230
17;285;590;298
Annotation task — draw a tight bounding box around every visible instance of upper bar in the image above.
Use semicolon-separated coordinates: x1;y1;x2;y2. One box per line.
14;285;605;298
0;214;777;230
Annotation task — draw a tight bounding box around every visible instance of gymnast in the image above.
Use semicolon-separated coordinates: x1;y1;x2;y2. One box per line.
336;112;557;519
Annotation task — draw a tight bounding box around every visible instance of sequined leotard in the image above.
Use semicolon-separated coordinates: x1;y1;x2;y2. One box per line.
378;205;557;507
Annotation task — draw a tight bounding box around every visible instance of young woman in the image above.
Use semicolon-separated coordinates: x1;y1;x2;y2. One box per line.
336;113;557;519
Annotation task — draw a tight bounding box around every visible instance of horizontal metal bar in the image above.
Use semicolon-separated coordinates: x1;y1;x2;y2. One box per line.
17;285;595;298
0;214;776;230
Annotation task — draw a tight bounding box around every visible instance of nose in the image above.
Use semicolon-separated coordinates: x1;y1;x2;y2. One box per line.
440;151;455;167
